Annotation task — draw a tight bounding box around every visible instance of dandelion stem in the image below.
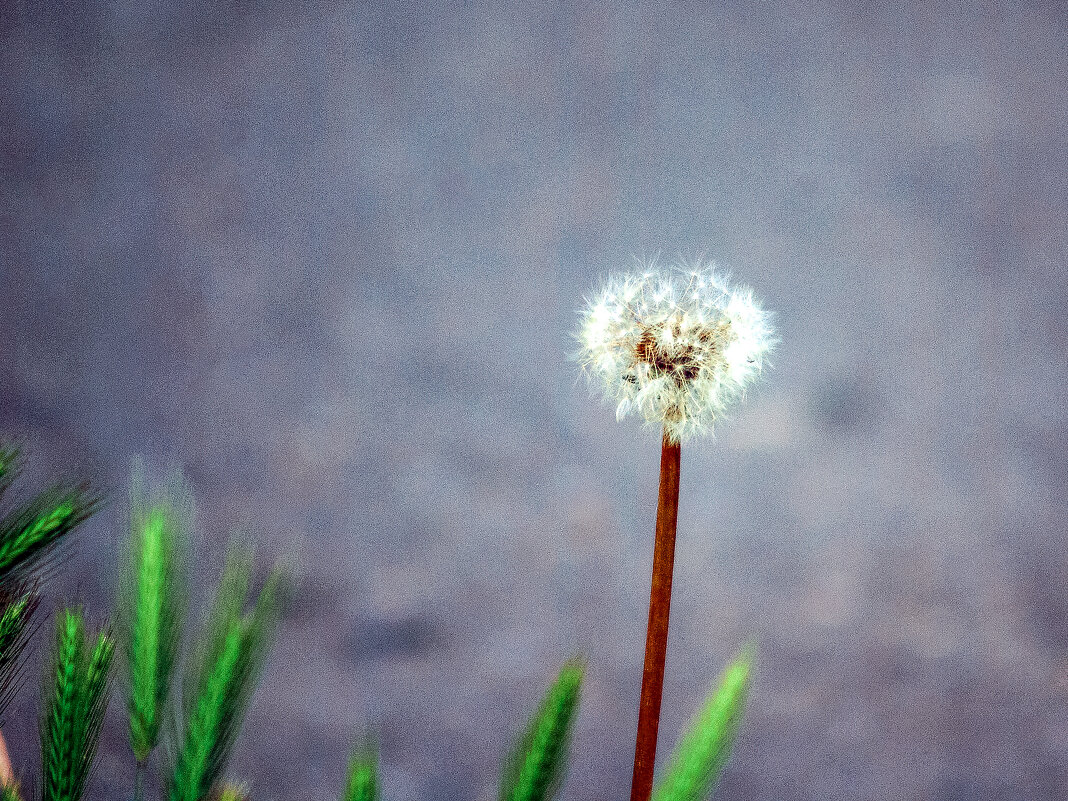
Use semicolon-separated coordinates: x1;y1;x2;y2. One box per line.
630;432;681;801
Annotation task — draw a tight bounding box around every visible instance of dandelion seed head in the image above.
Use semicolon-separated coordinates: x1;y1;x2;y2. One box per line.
574;261;775;443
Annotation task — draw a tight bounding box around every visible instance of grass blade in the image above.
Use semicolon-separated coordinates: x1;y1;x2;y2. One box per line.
0;588;40;722
42;609;84;801
499;656;585;801
0;447;20;505
187;545;253;708
74;630;115;801
0;486;100;589
41;609;114;801
216;783;249;801
119;470;191;762
650;647;753;801
342;738;379;801
167;626;242;801
167;546;288;801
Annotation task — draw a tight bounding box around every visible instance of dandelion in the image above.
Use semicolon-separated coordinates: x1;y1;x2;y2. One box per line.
573;261;773;801
574;263;774;444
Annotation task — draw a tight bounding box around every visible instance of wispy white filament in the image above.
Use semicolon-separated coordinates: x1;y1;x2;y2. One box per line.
574;262;775;443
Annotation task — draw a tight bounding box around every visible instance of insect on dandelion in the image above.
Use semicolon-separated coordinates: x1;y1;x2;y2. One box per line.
573;261;774;801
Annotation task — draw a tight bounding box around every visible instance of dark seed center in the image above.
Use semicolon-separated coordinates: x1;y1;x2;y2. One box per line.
634;329;701;384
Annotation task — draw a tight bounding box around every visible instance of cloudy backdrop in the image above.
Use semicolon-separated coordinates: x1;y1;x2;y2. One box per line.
2;2;1067;800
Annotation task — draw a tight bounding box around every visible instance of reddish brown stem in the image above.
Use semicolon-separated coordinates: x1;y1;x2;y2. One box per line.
630;432;682;801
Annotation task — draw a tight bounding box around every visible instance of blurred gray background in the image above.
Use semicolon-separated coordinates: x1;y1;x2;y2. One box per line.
2;1;1067;799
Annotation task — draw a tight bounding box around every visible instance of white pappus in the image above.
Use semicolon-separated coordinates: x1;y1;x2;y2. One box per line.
574;262;775;443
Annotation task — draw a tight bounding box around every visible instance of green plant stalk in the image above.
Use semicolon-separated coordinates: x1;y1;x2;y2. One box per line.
76;631;115;801
216;783;248;801
43;611;83;801
134;761;145;801
0;595;32;658
123;477;189;765
499;657;585;801
0;447;20;503
41;610;113;801
0;590;39;721
188;546;252;703
131;508;163;754
0;486;99;587
651;648;753;801
167;547;287;801
168;628;243;801
343;741;379;801
0;445;99;731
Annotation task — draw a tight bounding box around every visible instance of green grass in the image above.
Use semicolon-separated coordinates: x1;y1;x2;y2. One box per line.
651;647;753;801
0;593;36;659
342;739;379;801
166;544;289;801
499;656;586;801
119;470;191;763
40;609;115;801
0;442;759;801
216;783;249;801
0;445;100;589
0;444;102;793
0;446;19;502
0;589;40;721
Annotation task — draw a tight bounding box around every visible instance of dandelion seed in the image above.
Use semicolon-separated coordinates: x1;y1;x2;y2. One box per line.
574;262;774;443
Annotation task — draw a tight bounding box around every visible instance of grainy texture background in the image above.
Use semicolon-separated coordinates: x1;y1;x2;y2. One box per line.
2;1;1067;800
